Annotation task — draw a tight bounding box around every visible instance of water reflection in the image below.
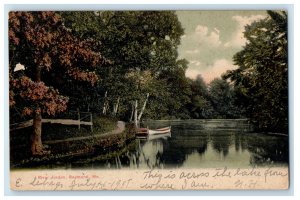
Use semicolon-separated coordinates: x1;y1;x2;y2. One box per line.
210;132;232;159
246;134;289;166
75;120;288;169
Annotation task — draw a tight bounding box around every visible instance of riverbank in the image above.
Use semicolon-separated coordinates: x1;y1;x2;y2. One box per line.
10;117;136;169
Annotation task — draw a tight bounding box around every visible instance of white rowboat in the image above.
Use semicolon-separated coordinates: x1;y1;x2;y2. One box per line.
136;126;171;136
148;126;171;135
148;132;171;140
136;132;171;140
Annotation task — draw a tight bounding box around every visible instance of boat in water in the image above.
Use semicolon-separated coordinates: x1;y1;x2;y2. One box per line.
148;132;171;140
148;126;171;135
136;131;171;140
136;126;171;136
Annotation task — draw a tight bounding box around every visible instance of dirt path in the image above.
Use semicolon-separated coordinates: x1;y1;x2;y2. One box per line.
44;121;125;145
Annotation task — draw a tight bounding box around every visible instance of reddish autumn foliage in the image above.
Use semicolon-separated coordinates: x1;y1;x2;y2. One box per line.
9;11;107;116
11;76;68;116
9;11;105;81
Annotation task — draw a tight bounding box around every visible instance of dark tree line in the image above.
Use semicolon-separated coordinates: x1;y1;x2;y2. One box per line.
223;10;288;133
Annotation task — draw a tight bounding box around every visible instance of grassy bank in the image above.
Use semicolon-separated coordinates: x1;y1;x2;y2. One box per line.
42;115;117;141
10;115;136;169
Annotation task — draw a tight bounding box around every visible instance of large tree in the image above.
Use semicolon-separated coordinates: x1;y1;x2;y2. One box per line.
223;11;288;132
9;12;107;155
60;11;185;119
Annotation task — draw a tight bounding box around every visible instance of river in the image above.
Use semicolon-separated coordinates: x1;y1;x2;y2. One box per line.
72;119;289;169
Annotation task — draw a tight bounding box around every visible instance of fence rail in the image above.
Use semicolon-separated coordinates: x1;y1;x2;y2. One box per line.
10;120;34;131
10;111;93;132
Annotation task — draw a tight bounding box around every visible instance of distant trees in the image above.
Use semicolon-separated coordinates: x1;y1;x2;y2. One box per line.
176;76;243;119
223;11;288;133
186;75;213;119
9;12;107;155
209;78;244;118
156;59;192;119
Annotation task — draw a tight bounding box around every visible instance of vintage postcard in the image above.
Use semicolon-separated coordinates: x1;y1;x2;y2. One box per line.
9;10;289;190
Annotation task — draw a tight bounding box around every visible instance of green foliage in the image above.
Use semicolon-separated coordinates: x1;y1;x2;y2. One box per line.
209;78;244;118
224;11;288;133
187;75;213;119
60;11;186;119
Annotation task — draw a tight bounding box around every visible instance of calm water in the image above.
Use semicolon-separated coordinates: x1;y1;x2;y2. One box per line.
73;119;289;169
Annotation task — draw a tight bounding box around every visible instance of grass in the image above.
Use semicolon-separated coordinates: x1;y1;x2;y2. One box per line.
42;115;117;141
10;115;117;143
10;115;136;168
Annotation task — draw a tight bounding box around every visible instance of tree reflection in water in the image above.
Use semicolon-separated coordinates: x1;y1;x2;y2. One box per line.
245;134;288;166
210;131;233;159
133;126;288;168
70;120;288;169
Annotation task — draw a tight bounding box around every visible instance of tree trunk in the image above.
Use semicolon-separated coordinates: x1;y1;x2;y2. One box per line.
137;93;149;122
31;65;46;155
129;102;134;122
115;97;120;114
134;100;138;128
102;91;108;115
113;97;120;116
31;111;44;155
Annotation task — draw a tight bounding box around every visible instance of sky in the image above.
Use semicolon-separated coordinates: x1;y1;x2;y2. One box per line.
176;10;268;83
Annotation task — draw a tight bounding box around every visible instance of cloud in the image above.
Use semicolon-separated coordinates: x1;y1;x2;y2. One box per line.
213;27;220;34
225;14;266;48
186;49;200;54
178;24;227;63
195;25;208;36
190;60;202;66
185;59;237;83
194;25;222;47
185;68;202;80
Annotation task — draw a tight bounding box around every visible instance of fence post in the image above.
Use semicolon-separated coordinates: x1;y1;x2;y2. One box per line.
77;108;81;130
90;113;93;132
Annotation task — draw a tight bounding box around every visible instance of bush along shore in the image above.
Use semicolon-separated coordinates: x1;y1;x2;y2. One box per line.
10;116;137;169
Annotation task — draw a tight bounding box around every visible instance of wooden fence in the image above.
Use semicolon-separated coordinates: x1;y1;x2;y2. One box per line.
10;111;93;132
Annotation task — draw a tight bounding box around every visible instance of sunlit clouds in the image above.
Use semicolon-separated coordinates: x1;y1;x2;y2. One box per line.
186;49;199;54
177;11;267;83
224;15;266;48
185;59;237;83
188;24;222;50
